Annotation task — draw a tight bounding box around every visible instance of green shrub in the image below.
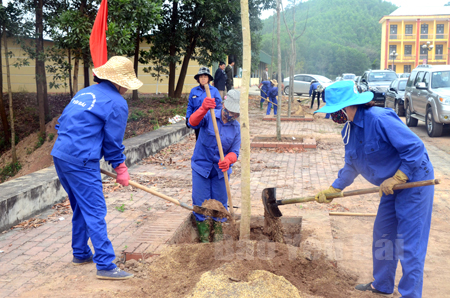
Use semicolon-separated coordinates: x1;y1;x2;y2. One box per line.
128;110;146;122
48;133;55;141
0;162;22;182
35;132;46;149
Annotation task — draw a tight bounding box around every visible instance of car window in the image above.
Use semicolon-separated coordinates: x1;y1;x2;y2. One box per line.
423;72;430;87
315;75;332;83
398;80;407;91
390;80;397;89
431;71;450;88
303;76;314;82
368;72;398;81
414;72;425;85
294;75;303;81
342;74;355;80
407;71;418;87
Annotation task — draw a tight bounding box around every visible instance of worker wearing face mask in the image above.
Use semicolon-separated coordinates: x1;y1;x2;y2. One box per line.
187;89;241;243
314;80;434;298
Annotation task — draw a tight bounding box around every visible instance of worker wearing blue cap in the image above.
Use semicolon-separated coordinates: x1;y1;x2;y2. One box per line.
314;80;434;298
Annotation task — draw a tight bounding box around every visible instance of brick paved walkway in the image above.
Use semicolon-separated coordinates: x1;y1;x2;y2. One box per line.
1;95;450;297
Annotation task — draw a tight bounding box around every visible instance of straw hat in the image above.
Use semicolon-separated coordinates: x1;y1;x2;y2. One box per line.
270;79;278;86
224;89;240;113
93;56;143;90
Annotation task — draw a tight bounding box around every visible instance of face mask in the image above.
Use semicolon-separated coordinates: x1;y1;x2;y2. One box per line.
223;108;238;122
330;109;348;124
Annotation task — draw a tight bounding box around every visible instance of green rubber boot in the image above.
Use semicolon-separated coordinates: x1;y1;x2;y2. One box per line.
260;102;263;110
212;221;223;242
196;220;210;243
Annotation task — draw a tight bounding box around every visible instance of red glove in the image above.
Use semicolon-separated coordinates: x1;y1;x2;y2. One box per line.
114;162;130;186
218;152;237;172
189;97;216;126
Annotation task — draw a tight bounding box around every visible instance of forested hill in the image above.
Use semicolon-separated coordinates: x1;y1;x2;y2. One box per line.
260;0;398;79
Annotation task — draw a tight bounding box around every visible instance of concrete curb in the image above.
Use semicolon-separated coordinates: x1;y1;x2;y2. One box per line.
0;122;192;232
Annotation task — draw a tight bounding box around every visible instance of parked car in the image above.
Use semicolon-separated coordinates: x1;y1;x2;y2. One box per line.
342;73;356;80
357;69;398;106
384;78;408;116
283;74;332;96
398;73;410;78
354;76;360;83
404;64;450;137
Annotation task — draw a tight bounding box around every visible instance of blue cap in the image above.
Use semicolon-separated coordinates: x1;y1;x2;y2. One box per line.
314;80;373;114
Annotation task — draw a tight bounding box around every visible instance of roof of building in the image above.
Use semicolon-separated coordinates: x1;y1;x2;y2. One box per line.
389;6;450;16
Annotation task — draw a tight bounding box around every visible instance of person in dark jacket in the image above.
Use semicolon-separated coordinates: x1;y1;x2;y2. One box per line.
309;80;321;110
213;62;227;100
51;56;142;280
225;61;235;92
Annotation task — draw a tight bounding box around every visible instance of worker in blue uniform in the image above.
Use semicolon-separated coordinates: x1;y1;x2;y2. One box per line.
267;79;278;116
51;56;143;280
258;80;271;110
188;89;241;243
309;80;321;110
186;67;223;140
314;80;434;298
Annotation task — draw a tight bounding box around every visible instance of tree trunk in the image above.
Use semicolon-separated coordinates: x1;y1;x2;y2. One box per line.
168;0;178;98
270;16;275;76
276;0;282;141
73;54;79;94
3;28;16;163
0;28;10;145
68;49;73;97
174;38;197;98
83;50;90;88
132;29;140;100
239;0;252;240
35;0;46;134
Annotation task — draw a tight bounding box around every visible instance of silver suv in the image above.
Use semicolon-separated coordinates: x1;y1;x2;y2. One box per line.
404;64;450;137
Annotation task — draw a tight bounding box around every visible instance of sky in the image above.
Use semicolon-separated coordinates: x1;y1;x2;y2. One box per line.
260;0;450;19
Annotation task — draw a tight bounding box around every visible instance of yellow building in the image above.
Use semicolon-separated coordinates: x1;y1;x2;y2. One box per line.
379;6;450;74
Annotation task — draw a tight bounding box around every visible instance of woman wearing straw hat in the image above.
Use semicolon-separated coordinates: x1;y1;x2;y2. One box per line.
188;89;241;242
314;80;434;298
267;79;278;116
186;67;223;140
51;56;142;280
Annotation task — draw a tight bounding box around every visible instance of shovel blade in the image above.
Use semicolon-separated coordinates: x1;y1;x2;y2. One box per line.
193;206;230;219
262;188;283;218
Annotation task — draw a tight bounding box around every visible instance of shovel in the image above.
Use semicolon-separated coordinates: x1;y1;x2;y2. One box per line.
204;84;236;224
262;179;440;218
101;169;229;219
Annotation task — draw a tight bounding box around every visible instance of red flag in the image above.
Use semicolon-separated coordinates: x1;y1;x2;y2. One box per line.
90;0;108;68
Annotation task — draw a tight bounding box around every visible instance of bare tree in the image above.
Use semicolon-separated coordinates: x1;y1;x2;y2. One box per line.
0;25;10;146
239;0;252;240
282;0;308;117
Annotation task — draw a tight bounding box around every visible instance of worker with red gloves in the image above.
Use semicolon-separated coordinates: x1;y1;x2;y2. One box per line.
51;57;142;280
188;89;241;242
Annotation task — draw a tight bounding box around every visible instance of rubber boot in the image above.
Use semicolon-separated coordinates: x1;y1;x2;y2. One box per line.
196;220;210;243
212;221;223;242
260;102;263;110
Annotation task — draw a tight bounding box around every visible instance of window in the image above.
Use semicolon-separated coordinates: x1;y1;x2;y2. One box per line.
404;45;412;56
435;45;444;60
415;71;425;85
398;80;407;91
390;25;398;39
407;71;418;87
421;24;429;39
420;46;428;60
436;24;444;39
423;72;430;87
404;65;411;73
405;25;413;35
303;76;314;82
388;65;397;72
294;75;302;81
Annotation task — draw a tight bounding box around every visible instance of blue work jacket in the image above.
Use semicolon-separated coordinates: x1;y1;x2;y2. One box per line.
260;81;271;97
332;107;428;190
186;84;222;120
51;81;127;170
213;68;227;91
268;86;278;101
309;82;320;96
189;109;241;179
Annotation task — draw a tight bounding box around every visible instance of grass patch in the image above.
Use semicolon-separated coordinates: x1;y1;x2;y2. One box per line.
0;162;22;182
34;132;46;149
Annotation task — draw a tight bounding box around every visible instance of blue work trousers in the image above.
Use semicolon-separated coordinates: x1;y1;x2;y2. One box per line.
260;90;268;103
192;167;229;222
372;161;434;298
266;98;278;115
54;157;116;271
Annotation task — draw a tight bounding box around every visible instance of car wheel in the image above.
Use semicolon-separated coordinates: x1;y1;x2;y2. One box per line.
284;86;290;95
426;107;443;137
395;101;405;116
405;102;418;127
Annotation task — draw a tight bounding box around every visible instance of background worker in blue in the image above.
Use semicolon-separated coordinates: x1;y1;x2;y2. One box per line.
51;56;142;280
309;80;321;110
267;79;278;116
258;80;271;110
188;89;241;243
314;80;434;298
186;67;223;141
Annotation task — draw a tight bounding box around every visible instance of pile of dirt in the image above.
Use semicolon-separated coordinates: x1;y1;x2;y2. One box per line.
117;242;372;298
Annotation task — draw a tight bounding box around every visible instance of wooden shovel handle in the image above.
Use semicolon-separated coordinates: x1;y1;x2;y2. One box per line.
280;179;440;205
100;169;193;211
204;84;235;223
